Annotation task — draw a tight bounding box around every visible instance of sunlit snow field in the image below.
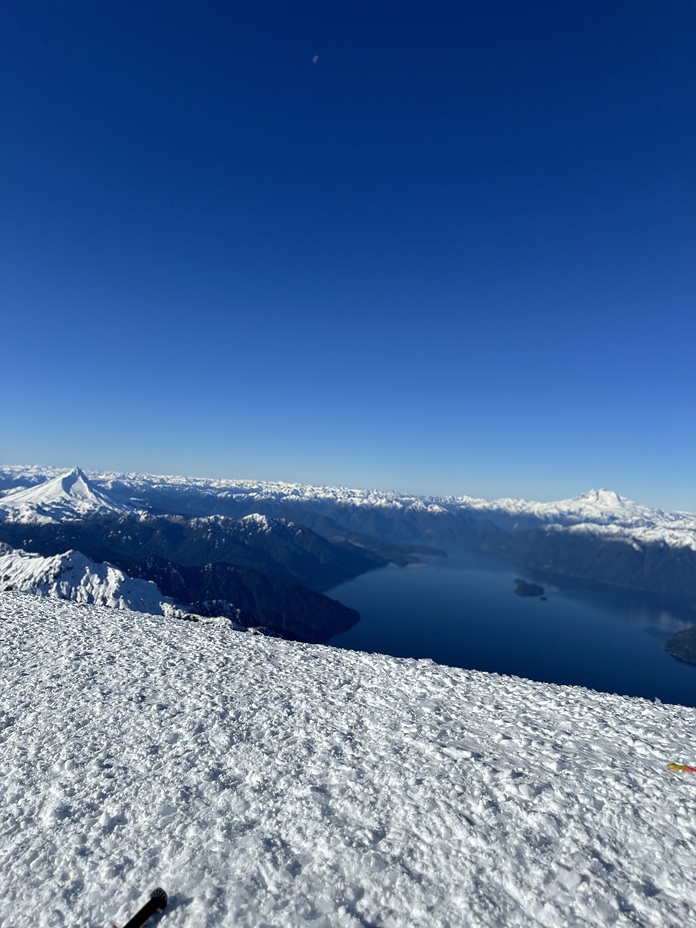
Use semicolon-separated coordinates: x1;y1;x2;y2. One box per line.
1;593;695;927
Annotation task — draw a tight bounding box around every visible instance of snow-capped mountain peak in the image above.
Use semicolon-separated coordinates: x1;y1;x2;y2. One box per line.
0;467;133;523
551;487;660;524
53;466;95;498
575;488;624;506
1;463;695;555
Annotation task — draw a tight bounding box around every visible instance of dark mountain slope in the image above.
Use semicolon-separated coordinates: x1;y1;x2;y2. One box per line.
466;527;696;598
0;512;386;591
125;555;359;643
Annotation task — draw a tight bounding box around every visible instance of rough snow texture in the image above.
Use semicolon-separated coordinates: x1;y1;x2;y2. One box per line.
1;593;694;928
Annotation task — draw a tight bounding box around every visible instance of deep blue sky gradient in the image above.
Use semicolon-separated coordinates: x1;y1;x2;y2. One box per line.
2;1;695;508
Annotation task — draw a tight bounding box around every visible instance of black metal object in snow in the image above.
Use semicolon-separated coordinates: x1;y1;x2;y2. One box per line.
121;888;168;928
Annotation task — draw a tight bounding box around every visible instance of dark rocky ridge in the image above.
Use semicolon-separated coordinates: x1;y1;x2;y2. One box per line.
129;556;360;643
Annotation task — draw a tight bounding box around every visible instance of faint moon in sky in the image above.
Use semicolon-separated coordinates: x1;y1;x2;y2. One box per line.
312;55;319;64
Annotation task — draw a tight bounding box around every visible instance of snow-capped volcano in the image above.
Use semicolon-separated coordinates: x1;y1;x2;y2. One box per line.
0;467;132;523
2;464;696;592
531;488;659;524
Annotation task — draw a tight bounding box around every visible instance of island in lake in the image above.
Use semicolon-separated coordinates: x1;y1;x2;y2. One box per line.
514;578;546;599
665;626;696;666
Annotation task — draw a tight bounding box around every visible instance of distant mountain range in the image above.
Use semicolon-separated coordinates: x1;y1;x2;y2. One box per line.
4;465;693;550
1;466;696;642
0;468;383;641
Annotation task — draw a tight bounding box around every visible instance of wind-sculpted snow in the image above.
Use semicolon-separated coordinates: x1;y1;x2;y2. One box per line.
0;593;694;927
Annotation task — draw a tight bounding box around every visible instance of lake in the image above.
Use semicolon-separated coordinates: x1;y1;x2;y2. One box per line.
327;547;696;707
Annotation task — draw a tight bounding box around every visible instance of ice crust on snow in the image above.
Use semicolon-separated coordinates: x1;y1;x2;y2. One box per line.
0;593;694;927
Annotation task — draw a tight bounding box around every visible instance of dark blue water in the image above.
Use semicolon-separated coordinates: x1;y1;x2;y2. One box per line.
328;548;696;707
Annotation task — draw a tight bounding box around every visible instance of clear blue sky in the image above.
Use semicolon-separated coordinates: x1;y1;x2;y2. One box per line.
2;1;694;509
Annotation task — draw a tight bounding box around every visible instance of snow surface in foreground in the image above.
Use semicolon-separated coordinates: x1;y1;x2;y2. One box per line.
1;594;695;928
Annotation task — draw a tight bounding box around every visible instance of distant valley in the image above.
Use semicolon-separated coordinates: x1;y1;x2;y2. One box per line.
1;466;695;658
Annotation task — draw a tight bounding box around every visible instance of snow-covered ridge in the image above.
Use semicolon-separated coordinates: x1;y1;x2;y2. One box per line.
237;512;274;532
465;489;696;553
0;544;174;613
0;544;239;628
1;592;694;927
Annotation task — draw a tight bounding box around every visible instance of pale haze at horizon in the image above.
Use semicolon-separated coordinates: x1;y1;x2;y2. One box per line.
1;2;694;511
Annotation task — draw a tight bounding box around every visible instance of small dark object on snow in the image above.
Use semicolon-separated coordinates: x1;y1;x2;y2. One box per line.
121;888;168;928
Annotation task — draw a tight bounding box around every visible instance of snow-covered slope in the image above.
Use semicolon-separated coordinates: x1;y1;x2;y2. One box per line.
1;592;694;927
0;467;133;523
0;544;175;614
